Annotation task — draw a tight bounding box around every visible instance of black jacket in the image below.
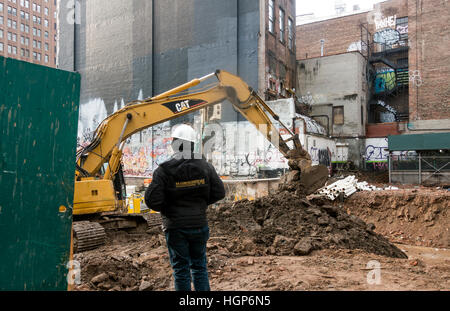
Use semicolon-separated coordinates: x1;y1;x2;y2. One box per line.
144;152;225;230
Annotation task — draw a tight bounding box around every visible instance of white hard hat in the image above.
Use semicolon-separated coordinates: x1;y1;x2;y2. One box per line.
171;124;197;143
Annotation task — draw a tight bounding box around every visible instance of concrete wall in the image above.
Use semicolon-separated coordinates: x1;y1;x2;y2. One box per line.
58;0;262;142
296;52;368;138
296;52;369;167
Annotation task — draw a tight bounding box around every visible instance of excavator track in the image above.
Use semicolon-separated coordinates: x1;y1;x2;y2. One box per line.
73;221;106;253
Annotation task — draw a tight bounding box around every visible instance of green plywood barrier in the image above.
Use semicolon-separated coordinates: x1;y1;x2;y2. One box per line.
0;56;80;290
388;133;450;151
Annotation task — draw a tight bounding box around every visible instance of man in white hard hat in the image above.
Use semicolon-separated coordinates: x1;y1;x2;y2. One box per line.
144;124;225;291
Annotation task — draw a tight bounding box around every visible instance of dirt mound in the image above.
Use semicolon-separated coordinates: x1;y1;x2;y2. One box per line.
341;189;450;248
208;190;407;258
74;233;173;291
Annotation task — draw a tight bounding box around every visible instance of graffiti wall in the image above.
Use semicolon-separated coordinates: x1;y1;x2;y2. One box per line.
77;97;335;178
206;121;289;177
77;89;175;178
365;137;389;170
375;68;396;94
121;125;172;176
307;136;335;168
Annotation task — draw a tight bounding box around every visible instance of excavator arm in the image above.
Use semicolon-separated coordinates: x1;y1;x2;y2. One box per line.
74;70;328;216
76;70;307;179
72;70;328;252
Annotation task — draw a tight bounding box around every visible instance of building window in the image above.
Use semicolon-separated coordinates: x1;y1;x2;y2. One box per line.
44;7;48;16
396;16;408;42
333;106;344;125
8;6;17;16
0;43;3;52
45;54;49;63
8;32;17;42
45;42;49;51
279;8;285;43
288;17;294;50
0;16;3;25
268;0;275;34
0;29;3;39
0;3;3;12
44;19;49;27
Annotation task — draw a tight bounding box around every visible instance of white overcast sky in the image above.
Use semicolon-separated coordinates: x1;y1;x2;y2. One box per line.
296;0;387;17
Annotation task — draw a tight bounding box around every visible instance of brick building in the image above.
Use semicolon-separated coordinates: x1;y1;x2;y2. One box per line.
295;0;450;169
264;0;296;100
0;0;58;67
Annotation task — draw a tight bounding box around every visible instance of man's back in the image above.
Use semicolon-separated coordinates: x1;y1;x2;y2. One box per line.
144;152;225;230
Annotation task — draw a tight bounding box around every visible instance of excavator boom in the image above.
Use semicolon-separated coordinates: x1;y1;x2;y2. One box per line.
72;69;328;252
77;70;299;177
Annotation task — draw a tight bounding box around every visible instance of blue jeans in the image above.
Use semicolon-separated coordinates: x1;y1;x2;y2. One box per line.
164;226;210;291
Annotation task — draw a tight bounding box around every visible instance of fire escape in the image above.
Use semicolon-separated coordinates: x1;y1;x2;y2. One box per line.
360;22;409;123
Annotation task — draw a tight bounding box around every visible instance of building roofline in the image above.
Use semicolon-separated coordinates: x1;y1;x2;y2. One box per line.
296;10;371;26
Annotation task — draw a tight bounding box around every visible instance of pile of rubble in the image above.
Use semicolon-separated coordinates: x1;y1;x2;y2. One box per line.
208;190;407;258
316;175;399;201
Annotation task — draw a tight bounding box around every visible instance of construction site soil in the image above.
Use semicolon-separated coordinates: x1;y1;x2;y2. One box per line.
73;176;449;291
338;188;450;248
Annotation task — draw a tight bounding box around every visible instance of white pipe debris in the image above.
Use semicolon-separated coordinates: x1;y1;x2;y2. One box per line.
316;175;399;201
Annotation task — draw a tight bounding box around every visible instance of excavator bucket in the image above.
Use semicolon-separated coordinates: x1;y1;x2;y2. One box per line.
298;164;329;195
285;147;329;195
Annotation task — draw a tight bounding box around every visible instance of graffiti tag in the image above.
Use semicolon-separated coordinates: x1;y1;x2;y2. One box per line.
373;28;400;45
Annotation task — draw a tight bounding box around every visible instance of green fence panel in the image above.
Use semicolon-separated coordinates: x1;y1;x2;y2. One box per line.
0;56;80;290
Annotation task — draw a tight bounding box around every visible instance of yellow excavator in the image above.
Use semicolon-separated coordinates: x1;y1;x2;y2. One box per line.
72;70;328;252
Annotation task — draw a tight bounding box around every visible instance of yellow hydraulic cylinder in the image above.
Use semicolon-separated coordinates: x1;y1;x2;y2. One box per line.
127;193;143;214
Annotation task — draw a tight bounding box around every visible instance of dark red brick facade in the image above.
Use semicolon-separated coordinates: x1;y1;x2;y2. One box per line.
264;0;296;100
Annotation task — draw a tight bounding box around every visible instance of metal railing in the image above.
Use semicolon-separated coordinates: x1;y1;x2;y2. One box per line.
389;155;450;185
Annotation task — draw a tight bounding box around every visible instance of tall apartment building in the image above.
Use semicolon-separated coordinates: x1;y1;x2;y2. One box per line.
0;0;58;67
